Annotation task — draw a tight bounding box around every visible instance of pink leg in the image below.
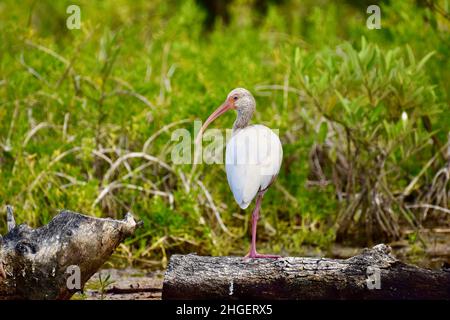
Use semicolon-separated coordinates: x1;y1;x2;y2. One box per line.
244;192;280;259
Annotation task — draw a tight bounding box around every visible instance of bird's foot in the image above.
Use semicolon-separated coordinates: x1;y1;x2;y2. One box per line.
244;251;281;259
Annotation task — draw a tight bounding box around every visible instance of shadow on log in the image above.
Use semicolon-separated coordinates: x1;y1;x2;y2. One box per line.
162;244;450;300
0;206;140;300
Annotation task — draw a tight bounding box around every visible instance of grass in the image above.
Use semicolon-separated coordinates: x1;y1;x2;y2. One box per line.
0;0;449;268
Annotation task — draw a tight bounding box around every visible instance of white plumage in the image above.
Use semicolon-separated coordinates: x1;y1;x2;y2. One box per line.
225;125;283;209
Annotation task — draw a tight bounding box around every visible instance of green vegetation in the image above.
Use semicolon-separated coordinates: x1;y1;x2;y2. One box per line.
0;0;449;268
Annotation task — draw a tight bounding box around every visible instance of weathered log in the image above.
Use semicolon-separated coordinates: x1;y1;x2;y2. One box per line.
0;206;140;300
162;244;450;300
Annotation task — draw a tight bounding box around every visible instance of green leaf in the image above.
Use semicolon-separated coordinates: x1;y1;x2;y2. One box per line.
317;121;328;144
417;51;435;71
294;47;301;68
335;90;351;114
406;45;415;66
361;36;367;50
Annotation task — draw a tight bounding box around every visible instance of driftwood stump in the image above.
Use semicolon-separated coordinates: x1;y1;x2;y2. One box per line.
162;244;450;300
0;207;140;300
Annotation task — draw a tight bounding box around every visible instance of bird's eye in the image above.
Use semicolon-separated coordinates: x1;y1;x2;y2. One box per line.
233;96;238;101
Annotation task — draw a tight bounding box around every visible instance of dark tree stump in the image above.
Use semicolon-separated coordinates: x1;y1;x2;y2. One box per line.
162;244;450;300
0;207;140;300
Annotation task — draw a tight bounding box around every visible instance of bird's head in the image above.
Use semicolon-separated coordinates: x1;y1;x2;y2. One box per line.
196;88;255;144
227;88;256;114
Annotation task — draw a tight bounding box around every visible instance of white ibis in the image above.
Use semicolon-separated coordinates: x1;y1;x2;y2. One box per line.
196;88;283;258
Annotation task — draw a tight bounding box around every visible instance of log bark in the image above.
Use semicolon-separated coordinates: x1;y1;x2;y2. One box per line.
0;207;140;300
162;244;450;300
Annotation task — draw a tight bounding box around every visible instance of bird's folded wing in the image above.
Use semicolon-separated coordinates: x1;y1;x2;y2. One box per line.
225;125;283;209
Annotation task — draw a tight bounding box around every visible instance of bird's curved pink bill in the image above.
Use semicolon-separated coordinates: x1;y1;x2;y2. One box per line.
195;100;234;145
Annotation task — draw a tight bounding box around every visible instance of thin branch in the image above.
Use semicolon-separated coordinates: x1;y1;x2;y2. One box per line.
197;180;236;238
406;204;450;214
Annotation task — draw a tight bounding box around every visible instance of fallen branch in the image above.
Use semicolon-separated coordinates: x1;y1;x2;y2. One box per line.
162;244;450;300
